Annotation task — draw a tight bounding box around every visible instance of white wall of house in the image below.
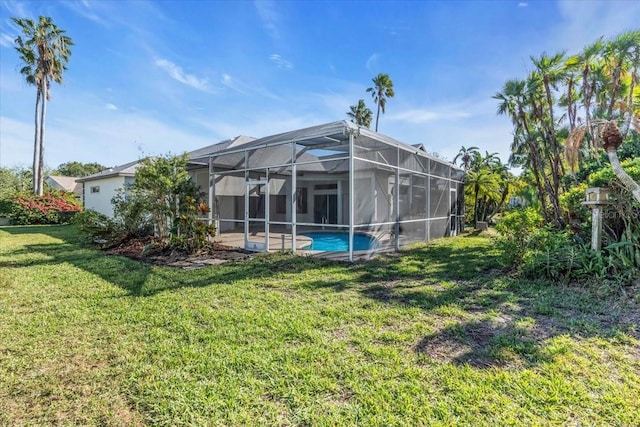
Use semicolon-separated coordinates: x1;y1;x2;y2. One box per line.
83;176;127;217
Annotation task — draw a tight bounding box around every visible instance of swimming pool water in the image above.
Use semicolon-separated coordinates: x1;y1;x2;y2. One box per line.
302;232;378;252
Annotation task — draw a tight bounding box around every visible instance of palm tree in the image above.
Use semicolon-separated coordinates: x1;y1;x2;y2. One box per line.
453;146;479;171
568;119;640;203
494;79;552;220
465;168;501;225
366;73;394;132
13;16;73;195
566;31;640;203
347;99;373;128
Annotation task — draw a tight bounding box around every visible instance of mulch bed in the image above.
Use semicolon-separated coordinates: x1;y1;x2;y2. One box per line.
104;236;253;269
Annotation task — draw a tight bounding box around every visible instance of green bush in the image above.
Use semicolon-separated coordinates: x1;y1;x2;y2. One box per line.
71;210;118;242
111;189;153;238
9;191;82;225
0;199;12;216
495;207;544;266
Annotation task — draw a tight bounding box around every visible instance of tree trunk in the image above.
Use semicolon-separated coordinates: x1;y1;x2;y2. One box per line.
37;80;48;196
607;149;640;203
375;101;380;132
32;88;41;194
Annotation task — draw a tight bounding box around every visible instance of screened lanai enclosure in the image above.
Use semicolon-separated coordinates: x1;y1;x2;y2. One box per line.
189;121;464;261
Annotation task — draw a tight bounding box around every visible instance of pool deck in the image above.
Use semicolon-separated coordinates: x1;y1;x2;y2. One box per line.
213;231;393;261
213;232;312;251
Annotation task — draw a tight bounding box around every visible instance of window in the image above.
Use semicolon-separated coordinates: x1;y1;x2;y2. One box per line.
275;195;287;214
90;186;100;193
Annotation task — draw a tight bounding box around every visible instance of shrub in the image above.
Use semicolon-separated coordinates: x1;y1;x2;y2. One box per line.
169;197;216;253
111;189;153;238
71;210;118;242
9;191;82;225
0;199;13;216
495;207;544;266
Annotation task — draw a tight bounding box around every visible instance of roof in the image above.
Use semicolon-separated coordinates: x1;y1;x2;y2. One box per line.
76;160;140;182
45;175;83;197
191;120;463;172
188;135;256;166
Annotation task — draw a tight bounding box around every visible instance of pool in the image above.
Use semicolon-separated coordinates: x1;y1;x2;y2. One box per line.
301;232;378;252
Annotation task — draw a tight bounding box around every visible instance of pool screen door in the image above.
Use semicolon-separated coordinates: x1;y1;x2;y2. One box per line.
245;181;268;251
449;188;458;236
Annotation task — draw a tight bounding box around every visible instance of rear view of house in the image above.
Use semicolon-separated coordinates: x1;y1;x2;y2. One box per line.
76;161;139;217
189;121;464;260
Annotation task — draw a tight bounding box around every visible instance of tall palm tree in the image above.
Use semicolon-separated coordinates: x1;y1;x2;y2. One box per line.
494;79;551;220
453;146;479;171
347;99;373;128
567;30;640;203
13;16;73;195
366;73;394;132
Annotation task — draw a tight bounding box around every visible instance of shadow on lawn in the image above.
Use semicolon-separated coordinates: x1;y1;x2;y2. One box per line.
0;225;306;297
303;239;638;369
3;226;637;369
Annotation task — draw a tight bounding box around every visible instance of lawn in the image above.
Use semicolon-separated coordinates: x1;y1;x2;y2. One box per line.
0;225;638;426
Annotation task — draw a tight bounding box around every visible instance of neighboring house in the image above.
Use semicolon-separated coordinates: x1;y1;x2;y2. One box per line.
188;120;464;260
45;175;83;199
76;160;139;217
74;136;257;218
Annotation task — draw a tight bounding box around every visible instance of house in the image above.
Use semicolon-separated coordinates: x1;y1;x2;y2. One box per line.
45;175;83;199
188;120;464;260
78;121;463;259
76;160;139;217
75;136;257;218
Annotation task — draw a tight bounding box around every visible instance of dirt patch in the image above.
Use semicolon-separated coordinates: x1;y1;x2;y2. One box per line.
104;236;253;269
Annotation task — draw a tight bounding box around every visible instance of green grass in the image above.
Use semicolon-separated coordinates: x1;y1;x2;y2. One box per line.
1;225;638;426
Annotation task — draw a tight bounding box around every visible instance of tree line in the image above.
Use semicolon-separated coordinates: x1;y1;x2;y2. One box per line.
493;30;640;228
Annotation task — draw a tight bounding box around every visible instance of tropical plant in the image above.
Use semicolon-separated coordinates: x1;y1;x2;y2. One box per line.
453;146;479;171
495;30;640;229
366;73;395;132
13;16;73;196
346;99;373;128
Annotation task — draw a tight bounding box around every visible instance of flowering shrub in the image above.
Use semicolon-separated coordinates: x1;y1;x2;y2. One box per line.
170;196;216;253
10;191;83;225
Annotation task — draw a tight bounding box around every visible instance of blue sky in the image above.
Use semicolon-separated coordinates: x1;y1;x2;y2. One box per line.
1;0;639;170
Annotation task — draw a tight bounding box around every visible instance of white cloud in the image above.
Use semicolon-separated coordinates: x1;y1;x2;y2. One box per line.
255;0;281;40
389;109;470;124
221;73;281;100
61;0;110;26
0;111;221;168
552;0;640;52
221;73;243;92
105;103;118;110
1;0;31;19
365;53;380;72
269;54;293;69
0;33;14;48
517;2;528;7
154;58;215;93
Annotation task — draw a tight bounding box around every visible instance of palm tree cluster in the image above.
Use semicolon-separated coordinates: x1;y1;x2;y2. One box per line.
454;147;515;226
494;30;639;228
13;16;73;196
347;73;395;132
